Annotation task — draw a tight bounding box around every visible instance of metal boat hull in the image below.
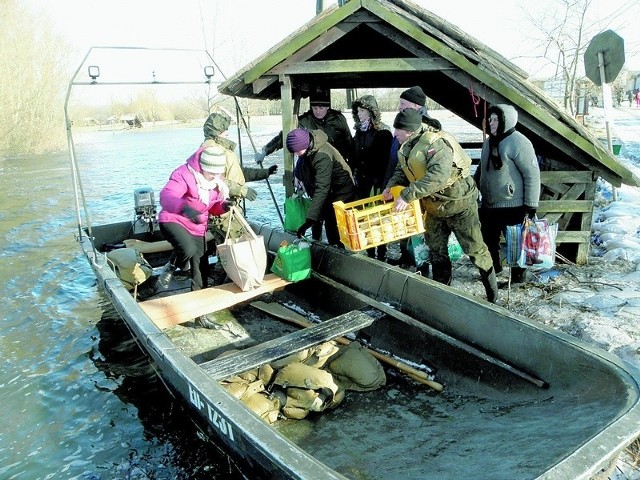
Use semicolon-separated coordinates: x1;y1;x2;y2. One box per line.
81;222;640;480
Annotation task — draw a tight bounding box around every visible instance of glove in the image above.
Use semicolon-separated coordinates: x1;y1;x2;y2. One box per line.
296;219;315;238
524;206;536;219
254;151;266;164
268;165;278;176
244;187;258;201
222;199;235;212
182;205;201;224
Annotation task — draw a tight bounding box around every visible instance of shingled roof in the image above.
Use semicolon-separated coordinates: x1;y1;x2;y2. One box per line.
218;0;640;188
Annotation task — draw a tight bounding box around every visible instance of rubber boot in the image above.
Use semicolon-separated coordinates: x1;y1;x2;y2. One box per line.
431;261;452;286
157;263;190;289
480;266;498;303
511;267;527;284
157;263;177;289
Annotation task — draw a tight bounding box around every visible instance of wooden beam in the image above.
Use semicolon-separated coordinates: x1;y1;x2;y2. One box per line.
555;231;591;243
139;274;291;329
271;58;453;75
537;200;592;212
280;75;295;198
540;171;593;184
252;75;277;95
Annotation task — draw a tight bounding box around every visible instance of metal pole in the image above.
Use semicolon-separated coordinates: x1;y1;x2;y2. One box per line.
598;51;618;201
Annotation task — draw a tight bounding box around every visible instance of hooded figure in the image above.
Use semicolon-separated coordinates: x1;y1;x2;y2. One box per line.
350;95;393;261
202;111;277;201
474;104;541;284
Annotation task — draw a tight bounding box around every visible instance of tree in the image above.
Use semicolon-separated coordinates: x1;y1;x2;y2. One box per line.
0;0;71;156
523;0;594;115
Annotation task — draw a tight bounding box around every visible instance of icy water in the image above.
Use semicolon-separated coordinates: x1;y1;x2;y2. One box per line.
0;125;284;479
0;113;483;479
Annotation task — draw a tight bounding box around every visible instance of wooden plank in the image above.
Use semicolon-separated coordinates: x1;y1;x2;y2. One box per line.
537;200;592;212
201;308;378;380
139;274;291;329
540;170;593;184
271;58;453;75
555;230;591;243
124;231;214;254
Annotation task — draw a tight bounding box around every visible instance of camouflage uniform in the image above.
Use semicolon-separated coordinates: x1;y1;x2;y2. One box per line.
202;113;273;245
386;122;497;301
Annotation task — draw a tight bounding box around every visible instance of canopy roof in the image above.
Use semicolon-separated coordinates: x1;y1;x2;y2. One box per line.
218;0;639;187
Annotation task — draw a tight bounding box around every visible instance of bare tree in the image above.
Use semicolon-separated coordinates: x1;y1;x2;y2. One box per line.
521;0;592;114
0;0;70;155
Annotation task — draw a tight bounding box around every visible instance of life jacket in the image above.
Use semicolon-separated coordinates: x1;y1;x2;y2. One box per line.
399;128;472;190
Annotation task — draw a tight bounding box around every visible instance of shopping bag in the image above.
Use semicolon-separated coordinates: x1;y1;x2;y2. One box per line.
517;216;558;269
217;206;267;291
271;240;312;282
284;194;311;233
407;234;429;267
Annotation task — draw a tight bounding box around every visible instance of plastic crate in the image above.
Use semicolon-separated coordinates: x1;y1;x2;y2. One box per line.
333;186;425;251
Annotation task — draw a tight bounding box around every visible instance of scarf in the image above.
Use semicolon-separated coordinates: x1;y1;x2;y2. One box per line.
188;165;229;205
358;117;371;132
488;127;515;169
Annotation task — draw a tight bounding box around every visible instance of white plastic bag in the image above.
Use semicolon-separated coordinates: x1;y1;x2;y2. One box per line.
216;206;267;291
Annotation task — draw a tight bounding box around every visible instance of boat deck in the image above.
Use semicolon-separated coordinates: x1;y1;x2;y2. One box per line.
138;271;622;479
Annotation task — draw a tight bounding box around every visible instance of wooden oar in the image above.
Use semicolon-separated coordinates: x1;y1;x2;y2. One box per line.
250;300;444;392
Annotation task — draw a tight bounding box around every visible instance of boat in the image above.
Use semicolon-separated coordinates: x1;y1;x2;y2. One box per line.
72;200;640;480
65;50;640;480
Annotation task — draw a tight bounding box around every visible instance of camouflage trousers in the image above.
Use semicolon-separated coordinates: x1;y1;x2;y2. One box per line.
423;200;492;272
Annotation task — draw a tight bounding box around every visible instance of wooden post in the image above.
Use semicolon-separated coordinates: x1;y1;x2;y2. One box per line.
280;75;295;198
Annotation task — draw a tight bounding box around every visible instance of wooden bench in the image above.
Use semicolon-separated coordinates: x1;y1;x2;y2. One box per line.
139;274;290;329
200;308;381;380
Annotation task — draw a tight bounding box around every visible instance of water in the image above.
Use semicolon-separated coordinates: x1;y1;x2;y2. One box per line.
0;113;479;479
0;125;284;479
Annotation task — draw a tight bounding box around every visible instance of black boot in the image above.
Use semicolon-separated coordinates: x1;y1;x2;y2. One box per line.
157;263;189;289
431;261;452;286
157;263;176;289
480;266;498;303
511;267;527;284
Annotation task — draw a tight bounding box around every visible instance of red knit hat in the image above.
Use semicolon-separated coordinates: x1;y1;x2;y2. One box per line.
286;128;310;153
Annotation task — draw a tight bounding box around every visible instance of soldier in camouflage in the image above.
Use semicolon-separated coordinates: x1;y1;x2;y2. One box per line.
383;109;498;303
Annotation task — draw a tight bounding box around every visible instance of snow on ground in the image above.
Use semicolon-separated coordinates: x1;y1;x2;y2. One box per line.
444;106;640;478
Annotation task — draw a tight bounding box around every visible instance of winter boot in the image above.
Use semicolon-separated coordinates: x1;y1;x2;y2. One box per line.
431;261;452;286
157;263;189;289
511;267;527;284
480;266;498;303
157;263;177;289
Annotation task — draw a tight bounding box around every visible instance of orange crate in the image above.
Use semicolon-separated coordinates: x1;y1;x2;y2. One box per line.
333;186;425;251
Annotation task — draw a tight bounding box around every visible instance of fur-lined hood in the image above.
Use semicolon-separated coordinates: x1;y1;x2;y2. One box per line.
351;95;383;130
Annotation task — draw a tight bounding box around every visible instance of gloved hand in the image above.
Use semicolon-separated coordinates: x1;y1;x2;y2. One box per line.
244;187;258;201
254;150;266;164
268;165;278;176
182;205;201;224
222;199;235;212
296;219;315;238
524;205;536;219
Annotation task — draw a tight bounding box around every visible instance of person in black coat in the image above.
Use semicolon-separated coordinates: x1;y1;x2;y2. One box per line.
286;128;355;247
351;94;393;260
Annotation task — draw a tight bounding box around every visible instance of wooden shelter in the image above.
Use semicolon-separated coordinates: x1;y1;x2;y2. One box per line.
218;0;640;264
